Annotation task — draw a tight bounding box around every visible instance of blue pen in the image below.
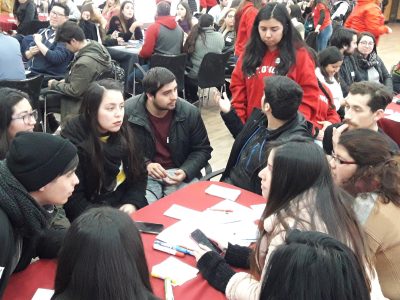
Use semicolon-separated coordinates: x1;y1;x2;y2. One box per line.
155;240;194;256
174;246;193;256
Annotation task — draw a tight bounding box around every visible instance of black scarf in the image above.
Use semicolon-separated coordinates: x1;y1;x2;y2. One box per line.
357;51;379;70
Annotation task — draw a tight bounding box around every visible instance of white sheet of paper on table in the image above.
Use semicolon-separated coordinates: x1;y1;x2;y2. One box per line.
204;184;241;201
31;288;54;300
163;204;202;220
151;257;199;286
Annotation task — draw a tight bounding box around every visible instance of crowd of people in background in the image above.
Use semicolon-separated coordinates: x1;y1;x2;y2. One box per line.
1;0;400;299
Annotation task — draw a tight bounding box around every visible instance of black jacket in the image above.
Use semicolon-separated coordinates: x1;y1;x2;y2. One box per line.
339;55;361;97
0;161;65;297
220;109;312;194
61;116;148;221
125;94;213;181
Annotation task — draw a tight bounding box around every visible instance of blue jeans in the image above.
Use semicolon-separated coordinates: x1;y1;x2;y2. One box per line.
317;24;332;52
127;64;149;94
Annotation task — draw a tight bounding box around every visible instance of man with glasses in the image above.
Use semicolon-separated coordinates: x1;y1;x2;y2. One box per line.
20;3;73;81
323;81;399;155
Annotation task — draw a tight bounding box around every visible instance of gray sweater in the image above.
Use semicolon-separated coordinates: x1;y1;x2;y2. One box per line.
187;28;224;78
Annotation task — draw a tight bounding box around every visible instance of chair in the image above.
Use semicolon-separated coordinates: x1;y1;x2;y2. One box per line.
196;51;231;107
0;75;44;127
132;53;187;97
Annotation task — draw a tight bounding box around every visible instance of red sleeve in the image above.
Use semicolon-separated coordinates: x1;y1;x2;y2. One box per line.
364;6;388;38
139;23;159;59
230;57;248;124
200;0;206;8
245;8;258;46
289;48;320;126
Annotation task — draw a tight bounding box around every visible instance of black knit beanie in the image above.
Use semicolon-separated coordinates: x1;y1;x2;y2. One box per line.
6;132;77;192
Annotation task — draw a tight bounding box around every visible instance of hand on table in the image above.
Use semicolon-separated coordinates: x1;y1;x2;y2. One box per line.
192;243;212;262
120;203;137;215
111;30;119;39
163;169;186;185
147;163;168;179
117;37;125;45
214;91;231;114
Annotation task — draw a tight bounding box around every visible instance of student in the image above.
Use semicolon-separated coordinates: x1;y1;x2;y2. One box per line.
309;0;332;51
230;3;321;129
193;138;378;299
79;6;99;42
354;32;393;92
13;0;38;35
260;230;370;300
0;132;79;297
101;0;120;28
219;8;236;54
331;129;400;299
176;1;198;34
61;80;147;221
316;46;344;110
104;0;143;46
51;207;159;300
183;14;224;102
0;88;37;160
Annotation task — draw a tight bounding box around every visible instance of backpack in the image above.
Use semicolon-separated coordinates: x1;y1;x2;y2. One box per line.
97;60;125;82
331;0;354;25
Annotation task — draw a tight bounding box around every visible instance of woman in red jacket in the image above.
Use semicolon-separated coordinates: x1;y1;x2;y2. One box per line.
234;0;263;56
310;0;332;51
230;3;321;129
345;0;392;44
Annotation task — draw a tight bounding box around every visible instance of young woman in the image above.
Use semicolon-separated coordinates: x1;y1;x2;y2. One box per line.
234;0;262;56
219;8;236;54
331;129;400;299
354;32;393;92
230;3;321;128
310;0;332;51
104;0;143;46
316;46;344;111
80;3;108;41
176;1;197;34
101;0;120;28
194;138;376;299
0;88;37;160
61;79;148;221
183;13;224;101
13;0;37;35
79;6;99;42
51;207;159;300
260;230;370;300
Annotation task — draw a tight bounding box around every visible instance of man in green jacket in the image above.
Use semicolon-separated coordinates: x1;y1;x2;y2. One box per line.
48;21;112;120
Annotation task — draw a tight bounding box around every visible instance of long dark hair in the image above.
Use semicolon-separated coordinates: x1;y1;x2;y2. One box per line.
318;46;343;83
119;0;135;33
253;139;370;286
52;207;156;300
338;129;400;207
260;230;371;300
242;3;306;76
78;79;142;195
177;1;194;29
0;88;31;159
183;14;214;55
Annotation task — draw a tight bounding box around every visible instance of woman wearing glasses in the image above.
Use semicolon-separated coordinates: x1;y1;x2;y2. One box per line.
354;32;393;93
330;128;400;299
0;88;38;159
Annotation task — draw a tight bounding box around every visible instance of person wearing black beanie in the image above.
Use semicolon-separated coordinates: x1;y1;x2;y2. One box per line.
0;132;79;297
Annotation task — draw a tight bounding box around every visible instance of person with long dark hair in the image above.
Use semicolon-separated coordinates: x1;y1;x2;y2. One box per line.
193;138;381;299
331;129;400;299
353;32;393;92
104;0;143;46
51;207;159;300
176;1;197;34
0;88;37;160
230;3;321;129
61;79;147;221
259;230;371;300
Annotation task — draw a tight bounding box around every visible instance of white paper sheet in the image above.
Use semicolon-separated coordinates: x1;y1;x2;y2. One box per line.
163;204;201;220
205;184;241;201
31;288;54;300
151;257;198;286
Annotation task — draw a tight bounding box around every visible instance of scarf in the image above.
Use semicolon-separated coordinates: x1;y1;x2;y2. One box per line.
357;51;379;70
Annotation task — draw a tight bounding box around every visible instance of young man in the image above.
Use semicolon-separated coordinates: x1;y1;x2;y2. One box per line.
125;67;212;203
48;21;112;120
218;76;312;194
21;3;73;79
0;132;79;297
330;27;361;97
323;81;399;154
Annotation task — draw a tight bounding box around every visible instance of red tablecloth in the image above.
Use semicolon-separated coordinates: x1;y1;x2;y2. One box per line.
0;13;17;32
3;181;265;300
381;98;400;145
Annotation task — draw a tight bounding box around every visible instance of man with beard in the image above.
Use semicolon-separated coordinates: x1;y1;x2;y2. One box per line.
323;81;399;154
125;67;212;203
330;27;361;97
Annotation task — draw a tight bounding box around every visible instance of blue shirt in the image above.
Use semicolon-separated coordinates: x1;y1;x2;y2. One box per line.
0;34;26;81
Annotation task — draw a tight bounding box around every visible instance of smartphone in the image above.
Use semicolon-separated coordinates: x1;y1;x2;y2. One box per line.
136;221;164;234
190;229;222;253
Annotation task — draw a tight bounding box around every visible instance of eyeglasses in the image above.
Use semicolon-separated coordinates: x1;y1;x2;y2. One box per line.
359;41;374;47
50;10;65;17
330;151;357;165
11;110;38;124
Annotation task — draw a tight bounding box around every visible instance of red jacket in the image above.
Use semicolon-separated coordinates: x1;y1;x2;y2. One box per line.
313;3;331;31
234;2;258;57
345;0;388;44
315;82;341;129
231;47;322;128
200;0;217;8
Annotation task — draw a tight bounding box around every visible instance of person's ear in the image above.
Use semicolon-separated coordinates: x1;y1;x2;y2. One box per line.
263;102;271;113
373;109;385;122
146;93;153;101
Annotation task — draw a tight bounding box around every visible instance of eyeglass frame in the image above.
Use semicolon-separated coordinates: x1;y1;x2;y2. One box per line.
11;109;39;125
330;151;357;165
50;10;66;17
359;41;374;47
